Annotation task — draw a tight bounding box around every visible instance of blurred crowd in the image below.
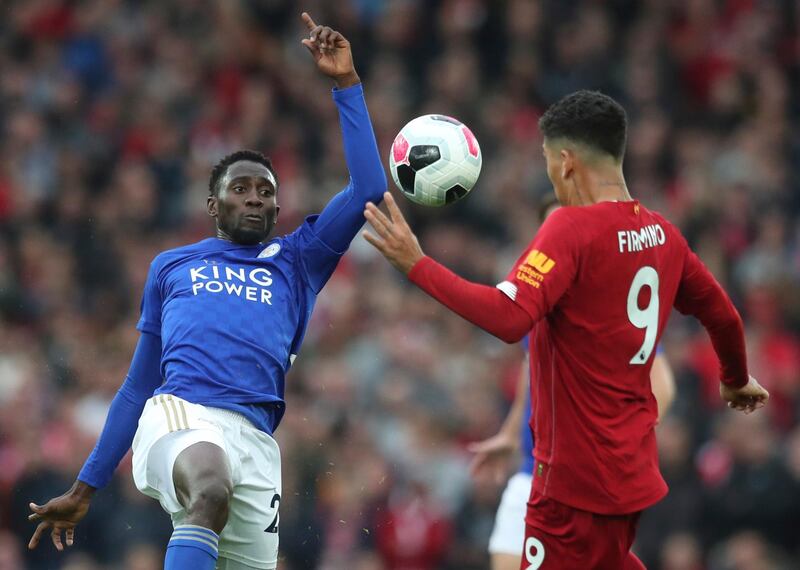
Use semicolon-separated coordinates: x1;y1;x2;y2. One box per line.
0;0;798;569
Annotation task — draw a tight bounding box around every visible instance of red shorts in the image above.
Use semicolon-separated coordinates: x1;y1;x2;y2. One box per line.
520;490;646;570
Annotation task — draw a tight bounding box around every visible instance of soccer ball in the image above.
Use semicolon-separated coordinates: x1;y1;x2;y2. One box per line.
389;114;482;207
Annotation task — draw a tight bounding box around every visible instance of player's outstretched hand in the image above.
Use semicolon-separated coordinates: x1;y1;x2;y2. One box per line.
720;375;769;414
300;12;359;89
363;192;425;275
468;432;519;485
27;482;94;551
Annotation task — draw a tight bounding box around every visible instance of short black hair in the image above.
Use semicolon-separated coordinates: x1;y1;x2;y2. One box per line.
208;150;278;196
538;90;628;162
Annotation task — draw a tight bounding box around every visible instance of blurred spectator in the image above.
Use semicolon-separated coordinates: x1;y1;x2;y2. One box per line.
659;533;703;570
707;531;794;570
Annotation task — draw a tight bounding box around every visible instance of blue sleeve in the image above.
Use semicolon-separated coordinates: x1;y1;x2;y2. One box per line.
136;260;163;336
297;83;387;292
77;332;163;489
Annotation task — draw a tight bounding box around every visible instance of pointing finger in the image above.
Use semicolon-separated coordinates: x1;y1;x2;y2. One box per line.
66;528;74;547
301;12;317;31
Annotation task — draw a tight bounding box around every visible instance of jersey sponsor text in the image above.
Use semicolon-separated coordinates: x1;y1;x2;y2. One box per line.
189;264;274;305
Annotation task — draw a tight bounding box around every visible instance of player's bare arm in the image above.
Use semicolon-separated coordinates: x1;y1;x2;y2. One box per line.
651;354;675;421
27;480;95;551
469;359;528;484
364;192;425;274
301;12;359;89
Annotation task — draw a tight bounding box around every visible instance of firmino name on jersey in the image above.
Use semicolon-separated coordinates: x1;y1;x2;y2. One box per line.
617;224;666;253
189;264;273;305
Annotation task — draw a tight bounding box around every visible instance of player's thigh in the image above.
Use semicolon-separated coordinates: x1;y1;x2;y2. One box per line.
596;512;644;570
521;492;598;570
173;440;233;508
523;496;643;570
489;472;532;563
132;395;228;516
218;426;281;569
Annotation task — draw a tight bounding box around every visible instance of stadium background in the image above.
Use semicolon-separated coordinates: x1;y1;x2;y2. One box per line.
0;0;798;568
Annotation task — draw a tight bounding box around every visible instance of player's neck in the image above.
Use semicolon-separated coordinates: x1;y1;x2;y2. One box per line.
216;229;235;242
574;168;631;205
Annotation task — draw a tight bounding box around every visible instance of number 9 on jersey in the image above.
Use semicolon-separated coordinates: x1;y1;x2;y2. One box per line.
627;266;659;365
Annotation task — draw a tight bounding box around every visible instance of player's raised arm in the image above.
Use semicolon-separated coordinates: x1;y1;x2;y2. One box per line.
299;12;386;253
363;192;534;342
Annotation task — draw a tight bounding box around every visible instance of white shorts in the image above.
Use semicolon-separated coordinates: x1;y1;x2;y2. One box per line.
488;472;533;556
132;395;282;569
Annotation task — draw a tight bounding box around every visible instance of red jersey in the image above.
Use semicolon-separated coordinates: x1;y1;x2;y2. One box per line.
496;200;744;515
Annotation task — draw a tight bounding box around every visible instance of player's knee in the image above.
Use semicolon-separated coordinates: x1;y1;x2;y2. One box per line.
186;478;233;530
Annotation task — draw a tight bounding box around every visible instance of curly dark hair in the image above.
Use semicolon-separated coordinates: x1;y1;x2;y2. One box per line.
538;90;628;162
208;150;278;196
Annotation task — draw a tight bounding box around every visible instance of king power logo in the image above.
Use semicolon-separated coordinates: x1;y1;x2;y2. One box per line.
189;263;273;305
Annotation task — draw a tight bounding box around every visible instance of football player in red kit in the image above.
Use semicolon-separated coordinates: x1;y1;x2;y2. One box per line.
363;90;769;569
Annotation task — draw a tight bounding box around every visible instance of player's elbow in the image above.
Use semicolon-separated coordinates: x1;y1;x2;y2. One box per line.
493;321;531;344
370;171;388;200
494;298;533;343
705;308;744;336
351;172;387;203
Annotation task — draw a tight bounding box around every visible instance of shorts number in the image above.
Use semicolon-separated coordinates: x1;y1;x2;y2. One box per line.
627;266;659;365
264;493;281;534
524;536;545;569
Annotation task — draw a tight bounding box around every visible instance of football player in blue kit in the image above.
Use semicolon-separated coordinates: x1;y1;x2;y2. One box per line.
26;13;385;570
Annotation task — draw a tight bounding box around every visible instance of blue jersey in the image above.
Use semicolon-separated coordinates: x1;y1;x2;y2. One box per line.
138;223;338;434
520;336;534;474
78;83;386;488
519;391;534;474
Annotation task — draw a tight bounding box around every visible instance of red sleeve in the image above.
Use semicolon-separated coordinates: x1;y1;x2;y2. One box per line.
408;257;532;343
674;249;748;388
496;207;580;322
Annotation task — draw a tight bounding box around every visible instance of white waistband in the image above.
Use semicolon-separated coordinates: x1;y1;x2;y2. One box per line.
205;406;257;429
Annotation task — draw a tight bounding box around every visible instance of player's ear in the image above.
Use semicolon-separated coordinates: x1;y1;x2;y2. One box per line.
207;195;218;218
560;148;574;181
274;204;280;224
